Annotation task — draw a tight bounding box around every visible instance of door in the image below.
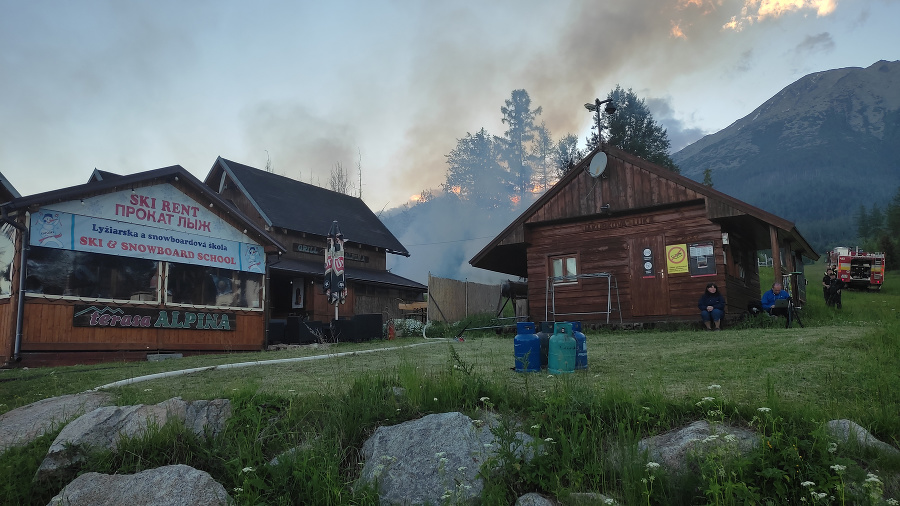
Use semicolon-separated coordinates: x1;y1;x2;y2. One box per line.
628;236;670;317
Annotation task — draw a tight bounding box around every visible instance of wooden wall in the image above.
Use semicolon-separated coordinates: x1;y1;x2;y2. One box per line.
19;299;264;353
526;203;744;324
0;298;12;365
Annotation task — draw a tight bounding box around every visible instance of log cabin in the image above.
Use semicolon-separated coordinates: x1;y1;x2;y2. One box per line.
203;158;426;342
469;145;819;326
0;166;285;367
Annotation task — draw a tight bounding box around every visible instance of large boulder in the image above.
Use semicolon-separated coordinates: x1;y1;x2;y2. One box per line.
34;397;231;483
0;392;113;454
47;464;231;506
359;411;536;505
638;420;760;473
825;419;900;457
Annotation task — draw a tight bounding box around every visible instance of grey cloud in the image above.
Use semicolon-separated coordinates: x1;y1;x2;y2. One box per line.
794;32;835;55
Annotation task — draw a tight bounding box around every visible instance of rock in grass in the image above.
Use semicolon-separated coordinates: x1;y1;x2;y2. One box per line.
359;411;536;505
47;464;231;506
826;419;900;457
0;392;113;454
34;397;231;484
638;420;760;473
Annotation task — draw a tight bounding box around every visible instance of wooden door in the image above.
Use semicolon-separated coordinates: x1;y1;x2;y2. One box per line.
629;236;670;317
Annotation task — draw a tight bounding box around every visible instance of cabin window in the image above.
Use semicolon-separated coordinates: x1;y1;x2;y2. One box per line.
166;263;263;309
550;255;578;285
25;247;158;301
0;223;15;296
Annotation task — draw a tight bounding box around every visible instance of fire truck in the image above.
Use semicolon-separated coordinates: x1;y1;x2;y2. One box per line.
830;247;886;290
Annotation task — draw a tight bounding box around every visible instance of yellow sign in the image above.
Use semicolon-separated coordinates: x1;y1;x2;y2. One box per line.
666;244;689;274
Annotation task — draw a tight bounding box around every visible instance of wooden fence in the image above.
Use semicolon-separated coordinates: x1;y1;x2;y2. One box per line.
426;274;501;323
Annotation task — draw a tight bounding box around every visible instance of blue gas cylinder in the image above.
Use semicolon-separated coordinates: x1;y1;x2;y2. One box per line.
571;321;588;370
513;322;539;372
548;322;575;374
538;321;553;369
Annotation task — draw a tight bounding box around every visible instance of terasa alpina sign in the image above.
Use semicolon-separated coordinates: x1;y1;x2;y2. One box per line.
73;305;236;331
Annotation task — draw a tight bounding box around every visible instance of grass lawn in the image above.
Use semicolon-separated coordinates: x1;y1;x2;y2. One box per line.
1;265;898;505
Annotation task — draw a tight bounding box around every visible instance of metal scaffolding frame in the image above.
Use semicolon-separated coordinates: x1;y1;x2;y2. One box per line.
545;272;623;325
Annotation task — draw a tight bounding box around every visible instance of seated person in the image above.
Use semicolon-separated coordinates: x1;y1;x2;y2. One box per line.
698;282;725;331
761;282;791;316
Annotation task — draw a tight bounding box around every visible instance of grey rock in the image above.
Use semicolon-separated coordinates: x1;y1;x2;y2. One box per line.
516;492;557;505
34;397;231;483
359;411;536;505
638;420;760;473
0;392;114;454
826;419;900;457
567;492;621;505
47;464;231;506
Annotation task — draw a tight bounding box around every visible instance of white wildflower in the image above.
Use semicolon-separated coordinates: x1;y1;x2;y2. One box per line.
435;452;446;458
233;487;243;493
457;466;467;472
723;434;737;443
645;461;660;470
433;397;438;402
531;424;540;429
830;464;846;473
757;407;771;413
827;442;838;454
544;437;554;443
801;481;815;487
885;499;898;506
479;396;490;402
707;384;721;390
865;473;882;484
241;466;254;473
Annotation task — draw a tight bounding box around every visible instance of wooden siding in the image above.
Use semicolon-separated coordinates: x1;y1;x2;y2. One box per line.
527;158;703;226
19;299;264;352
526;203;737;324
0;298;12;364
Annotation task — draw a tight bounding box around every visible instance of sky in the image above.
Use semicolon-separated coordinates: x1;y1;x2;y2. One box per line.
1;0;898;214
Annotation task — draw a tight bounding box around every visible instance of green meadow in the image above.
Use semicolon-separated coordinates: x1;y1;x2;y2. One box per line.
1;265;898;505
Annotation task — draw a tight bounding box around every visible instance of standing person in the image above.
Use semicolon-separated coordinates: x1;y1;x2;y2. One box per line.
698;282;726;331
827;272;845;308
761;282;791;316
822;268;834;301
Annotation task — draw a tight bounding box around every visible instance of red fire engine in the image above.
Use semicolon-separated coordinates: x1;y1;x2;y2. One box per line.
829;247;885;290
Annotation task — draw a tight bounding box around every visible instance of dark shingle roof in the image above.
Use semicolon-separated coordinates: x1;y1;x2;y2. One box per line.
214;158;409;256
271;257;426;291
87;169;123;183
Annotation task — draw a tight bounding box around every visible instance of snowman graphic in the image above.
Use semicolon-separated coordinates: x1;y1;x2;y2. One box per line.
37;212;64;248
245;245;262;273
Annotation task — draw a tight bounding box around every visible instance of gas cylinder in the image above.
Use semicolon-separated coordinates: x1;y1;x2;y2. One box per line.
571;321;587;370
548;322;575;374
513;322;539;372
537;321;553;369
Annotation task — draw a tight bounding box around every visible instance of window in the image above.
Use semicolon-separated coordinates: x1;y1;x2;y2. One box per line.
0;224;15;296
167;263;263;309
550;255;578;285
26;247;158;300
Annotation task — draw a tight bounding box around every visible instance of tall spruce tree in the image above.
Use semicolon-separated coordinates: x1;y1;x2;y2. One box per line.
444;128;508;209
587;85;679;172
500;90;542;198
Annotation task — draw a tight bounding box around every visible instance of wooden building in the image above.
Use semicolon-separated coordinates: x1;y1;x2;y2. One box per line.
0;166;284;367
470;145;818;325
203;158;426;339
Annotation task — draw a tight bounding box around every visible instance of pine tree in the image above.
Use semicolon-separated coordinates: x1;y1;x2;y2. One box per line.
587;85;679;172
500;90;542;198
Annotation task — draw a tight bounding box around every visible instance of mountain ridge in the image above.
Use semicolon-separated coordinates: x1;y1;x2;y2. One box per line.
673;60;900;250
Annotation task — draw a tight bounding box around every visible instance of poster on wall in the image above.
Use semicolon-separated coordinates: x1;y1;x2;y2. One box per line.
292;278;305;308
641;247;655;278
689;241;717;277
665;244;689;274
30;209;264;273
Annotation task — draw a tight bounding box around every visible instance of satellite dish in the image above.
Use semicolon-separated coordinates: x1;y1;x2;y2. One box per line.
587;152;608;178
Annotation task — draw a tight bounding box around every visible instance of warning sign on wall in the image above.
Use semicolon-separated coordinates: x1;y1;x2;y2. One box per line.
666;244;689;274
689;241;717;277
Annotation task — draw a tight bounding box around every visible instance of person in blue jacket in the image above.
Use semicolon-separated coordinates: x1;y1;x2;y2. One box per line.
698;282;726;331
761;282;791;316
